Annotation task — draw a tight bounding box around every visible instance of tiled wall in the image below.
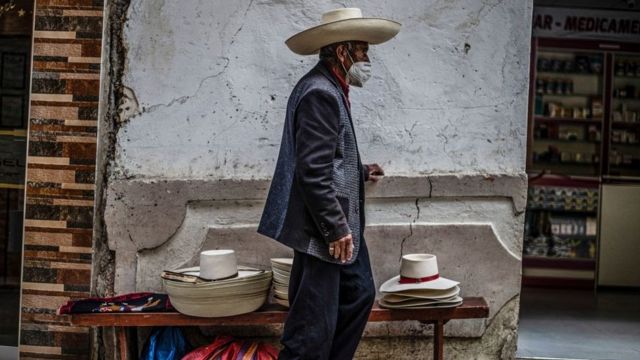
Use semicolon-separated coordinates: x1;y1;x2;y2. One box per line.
20;0;104;358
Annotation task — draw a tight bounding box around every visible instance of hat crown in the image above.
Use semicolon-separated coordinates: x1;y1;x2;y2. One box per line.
400;254;439;279
199;249;238;281
321;8;363;24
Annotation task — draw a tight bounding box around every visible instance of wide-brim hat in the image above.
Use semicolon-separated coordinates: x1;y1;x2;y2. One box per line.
163;266;272;317
379;296;463;309
381;286;461;303
380;254;459;293
286;8;401;55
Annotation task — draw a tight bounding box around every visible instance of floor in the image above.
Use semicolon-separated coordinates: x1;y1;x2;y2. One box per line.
517;287;640;360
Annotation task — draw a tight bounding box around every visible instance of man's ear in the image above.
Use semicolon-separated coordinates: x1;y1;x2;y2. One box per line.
335;44;347;63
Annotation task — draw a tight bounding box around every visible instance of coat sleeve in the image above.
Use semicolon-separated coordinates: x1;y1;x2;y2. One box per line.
294;89;351;244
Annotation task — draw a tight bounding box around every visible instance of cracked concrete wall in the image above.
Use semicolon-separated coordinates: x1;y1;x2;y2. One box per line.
112;0;531;179
99;0;532;358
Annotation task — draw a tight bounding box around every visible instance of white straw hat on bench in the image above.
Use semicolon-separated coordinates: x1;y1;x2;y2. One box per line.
162;249;272;317
380;254;459;293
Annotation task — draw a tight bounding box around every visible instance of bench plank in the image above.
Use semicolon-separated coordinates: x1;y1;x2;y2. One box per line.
66;297;488;327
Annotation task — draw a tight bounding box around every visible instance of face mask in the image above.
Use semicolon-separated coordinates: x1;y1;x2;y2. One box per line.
340;50;371;87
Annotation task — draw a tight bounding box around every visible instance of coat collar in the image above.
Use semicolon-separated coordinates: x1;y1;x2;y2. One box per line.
315;61;351;111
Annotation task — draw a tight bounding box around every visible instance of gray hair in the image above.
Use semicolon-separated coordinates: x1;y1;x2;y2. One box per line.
319;41;354;66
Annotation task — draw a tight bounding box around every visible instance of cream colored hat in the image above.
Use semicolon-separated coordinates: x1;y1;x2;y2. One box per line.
380;254;459;293
163;265;272;317
286;8;401;55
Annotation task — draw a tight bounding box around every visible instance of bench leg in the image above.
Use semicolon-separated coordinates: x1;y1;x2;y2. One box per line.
116;327;129;360
433;320;444;360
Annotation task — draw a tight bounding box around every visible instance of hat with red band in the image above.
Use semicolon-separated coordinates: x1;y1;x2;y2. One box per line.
380;254;459;293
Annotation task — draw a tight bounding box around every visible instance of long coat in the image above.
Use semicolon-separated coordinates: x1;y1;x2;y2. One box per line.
258;61;367;265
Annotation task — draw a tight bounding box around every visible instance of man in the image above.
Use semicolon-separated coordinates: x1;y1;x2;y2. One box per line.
258;8;400;360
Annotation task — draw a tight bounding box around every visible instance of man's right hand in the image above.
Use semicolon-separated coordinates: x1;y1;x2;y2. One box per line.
328;233;353;263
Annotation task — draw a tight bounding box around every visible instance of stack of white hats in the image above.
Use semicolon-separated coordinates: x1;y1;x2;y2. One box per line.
162;250;272;317
379;254;462;309
270;258;293;307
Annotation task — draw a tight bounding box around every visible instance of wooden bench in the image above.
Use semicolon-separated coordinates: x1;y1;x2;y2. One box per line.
66;297;488;360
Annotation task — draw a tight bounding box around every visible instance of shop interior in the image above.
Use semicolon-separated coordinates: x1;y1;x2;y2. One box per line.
518;2;640;359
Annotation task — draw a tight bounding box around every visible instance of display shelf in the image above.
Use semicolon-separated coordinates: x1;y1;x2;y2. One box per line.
613;75;640;79
611;122;640;129
523;256;596;270
527;207;597;215
534;138;601;144
532;160;598;166
537;71;602;76
536;93;602;98
534;116;602;124
610;142;640;147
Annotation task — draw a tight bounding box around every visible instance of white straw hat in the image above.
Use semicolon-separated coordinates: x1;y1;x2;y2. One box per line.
380;254;459;293
199;249;238;280
285;8;401;55
163;266;272;317
379;296;463;309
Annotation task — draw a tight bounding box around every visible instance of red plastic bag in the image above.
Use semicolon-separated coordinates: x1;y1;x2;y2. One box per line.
181;335;278;360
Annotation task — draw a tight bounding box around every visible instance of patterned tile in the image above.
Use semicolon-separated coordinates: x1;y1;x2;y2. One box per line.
20;1;103;358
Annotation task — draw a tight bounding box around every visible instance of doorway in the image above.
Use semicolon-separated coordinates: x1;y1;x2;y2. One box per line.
0;0;33;353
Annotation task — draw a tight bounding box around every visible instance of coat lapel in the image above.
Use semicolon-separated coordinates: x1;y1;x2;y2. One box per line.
315;62;351;117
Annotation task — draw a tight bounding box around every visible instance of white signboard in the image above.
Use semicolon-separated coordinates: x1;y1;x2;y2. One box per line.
533;7;640;42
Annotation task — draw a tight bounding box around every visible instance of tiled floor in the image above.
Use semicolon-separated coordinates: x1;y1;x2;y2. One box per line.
517;287;640;360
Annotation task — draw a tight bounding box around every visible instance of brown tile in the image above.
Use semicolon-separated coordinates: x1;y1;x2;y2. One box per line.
56;135;96;143
56;268;90;285
23;250;91;262
80;42;101;57
27;168;76;183
62;10;103;17
71;233;92;247
28;156;70;165
58;73;99;80
24;219;67;228
34;31;76;39
53;199;94;207
62;142;96;159
34;43;82;57
65;78;99;96
31;105;79;120
19;346;62;356
22;282;66;292
25;232;74;246
22;295;70;311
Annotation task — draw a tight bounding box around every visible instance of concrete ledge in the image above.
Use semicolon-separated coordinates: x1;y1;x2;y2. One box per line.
105;174;525;338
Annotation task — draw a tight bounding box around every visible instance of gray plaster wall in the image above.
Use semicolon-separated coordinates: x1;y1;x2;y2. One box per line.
99;0;532;358
112;0;531;178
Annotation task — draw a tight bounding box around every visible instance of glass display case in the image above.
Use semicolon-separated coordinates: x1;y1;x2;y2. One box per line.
609;54;640;177
531;50;604;177
525;38;640;288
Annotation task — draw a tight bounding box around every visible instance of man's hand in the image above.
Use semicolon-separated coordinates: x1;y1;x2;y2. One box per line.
328;233;353;263
366;163;385;182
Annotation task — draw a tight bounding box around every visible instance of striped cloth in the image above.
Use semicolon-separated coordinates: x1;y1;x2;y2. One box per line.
182;336;278;360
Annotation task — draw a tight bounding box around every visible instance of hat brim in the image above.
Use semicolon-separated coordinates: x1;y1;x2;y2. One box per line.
286;18;401;55
381;286;461;302
380;275;459;293
379;296;463;309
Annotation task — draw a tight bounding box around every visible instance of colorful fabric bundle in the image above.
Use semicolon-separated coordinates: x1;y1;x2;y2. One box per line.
57;292;174;314
181;336;278;360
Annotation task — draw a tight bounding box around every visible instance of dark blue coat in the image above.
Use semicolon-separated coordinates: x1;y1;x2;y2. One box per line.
258;61;367;265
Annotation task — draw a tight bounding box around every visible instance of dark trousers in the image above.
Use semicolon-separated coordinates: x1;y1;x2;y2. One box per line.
278;239;376;360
